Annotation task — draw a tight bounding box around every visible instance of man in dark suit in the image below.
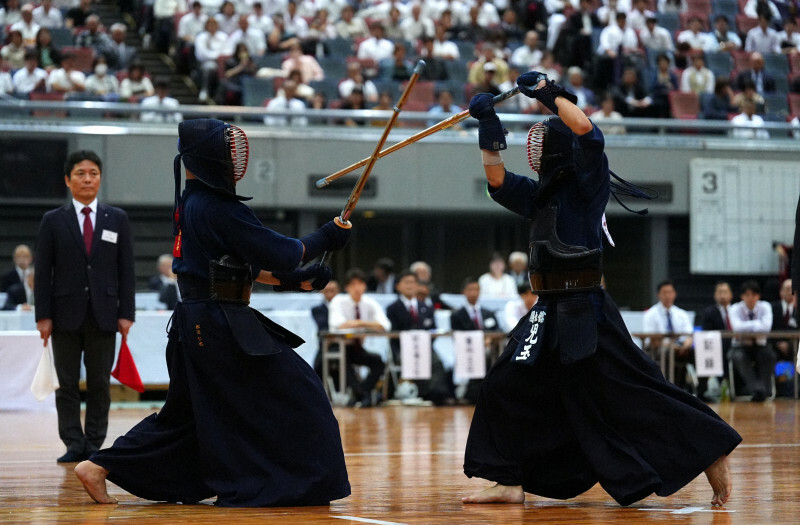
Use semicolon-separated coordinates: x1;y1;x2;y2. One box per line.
386;271;451;404
770;278;797;362
34;150;136;464
450;276;501;403
3;267;34;311
0;244;33;293
794;193;800;326
311;279;340;377
734;52;775;94
149;254;179;309
701;281;734;365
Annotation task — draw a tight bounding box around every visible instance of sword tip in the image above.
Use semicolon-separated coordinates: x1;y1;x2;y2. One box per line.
414;60;426;74
315;178;329;189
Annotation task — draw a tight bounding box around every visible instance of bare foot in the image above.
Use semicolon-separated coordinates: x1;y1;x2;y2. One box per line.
704;455;731;507
462;483;525;504
75;461;118;504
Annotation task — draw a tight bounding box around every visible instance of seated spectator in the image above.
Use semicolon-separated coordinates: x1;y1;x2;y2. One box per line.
591;93;626;134
743;0;781;21
147;254;180;309
214;1;239;35
9;4;40;47
357;22;395;64
468;45;510;86
453;4;491;43
611;67;653;117
338;61;378;104
74;14;113;59
264;79;309;126
32;0;63;30
0;70;12;95
1;244;32;293
452;276;500;332
84;56;119;99
627;0;655;32
307;8;337;44
472;61;502;96
401;3;435;43
0;0;23;28
383;42;414;81
149;0;185;55
383;6;405;41
478;253;518;300
734;51;775;95
642;280;695;390
247;2;274;36
283;1;310;45
119;62;155;100
533;50;561;83
194;17;228;102
681;54;715;95
334;4;368;39
640;15;675;58
702;78;737;119
281;68;314;102
426;89;462;128
596;0;626;28
47;52;86;95
65;0;95;30
732;79;765;113
745;14;781;55
677;16;711;51
595;12;640;88
367;258;396;294
506;251;528;288
563;0;603;72
432;22;460;61
657;0;686;13
409;260;447;310
281;41;324;83
218;42;257;105
227;14;267;58
178;1;209;50
1;30;26;71
565;66;596;112
649;53;679;118
502;283;538;333
140;78;183;123
729;280;775;401
770;278;797;362
11;51;48;95
268;12;301;53
499;7;525;42
705;15;742;54
3;267;34;311
700;281;734;370
35;27;61;73
417;36;449;81
106;23;136;73
777;17;800;55
730;98;770;139
327;268;390;407
510;30;542;72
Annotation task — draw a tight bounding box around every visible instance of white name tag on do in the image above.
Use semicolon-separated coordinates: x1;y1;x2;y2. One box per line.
693;330;724;377
400;330;432;380
454;330;486;380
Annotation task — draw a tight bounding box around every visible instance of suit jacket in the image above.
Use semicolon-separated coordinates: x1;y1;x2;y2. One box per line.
701;303;732;354
34;202;136;332
793;193;800;301
2;282;27;310
158;282;179;310
450;305;500;332
386;297;435;357
311;302;329;332
734;70;775;93
0;268;21;293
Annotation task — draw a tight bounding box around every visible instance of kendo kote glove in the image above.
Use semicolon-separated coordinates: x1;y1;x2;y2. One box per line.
517;71;577;115
468;93;506;151
300;218;352;263
273;263;333;292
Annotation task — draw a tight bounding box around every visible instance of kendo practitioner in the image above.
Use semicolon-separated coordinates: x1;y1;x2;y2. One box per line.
76;119;352;507
461;73;742;507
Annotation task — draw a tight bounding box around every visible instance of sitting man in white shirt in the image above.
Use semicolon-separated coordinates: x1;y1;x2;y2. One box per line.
140;78;183;123
728;280;775;401
264;79;308;126
642;279;695;389
730;98;769;139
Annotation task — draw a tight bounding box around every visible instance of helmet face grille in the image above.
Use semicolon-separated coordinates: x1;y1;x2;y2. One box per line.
227;125;249;182
526;122;547;174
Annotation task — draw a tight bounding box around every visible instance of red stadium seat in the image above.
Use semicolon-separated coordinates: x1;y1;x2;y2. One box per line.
60;46;95;73
686;0;712;14
680;11;710;31
669;90;700;119
789;93;800;117
401;80;435;105
735;14;759;35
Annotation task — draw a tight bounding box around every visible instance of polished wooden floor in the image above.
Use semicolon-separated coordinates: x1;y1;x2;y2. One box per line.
1;400;798;524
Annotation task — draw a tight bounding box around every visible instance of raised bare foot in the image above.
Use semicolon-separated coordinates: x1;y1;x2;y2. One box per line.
75;461;118;504
462;483;525;504
704;455;731;506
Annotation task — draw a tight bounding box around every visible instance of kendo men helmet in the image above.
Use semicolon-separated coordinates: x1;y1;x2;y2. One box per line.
526;117;574;177
174;118;250;198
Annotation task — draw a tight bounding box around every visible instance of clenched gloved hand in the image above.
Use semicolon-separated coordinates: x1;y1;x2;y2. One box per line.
300;218;352;263
468;93;506;151
273;263;333;292
516;71;577;115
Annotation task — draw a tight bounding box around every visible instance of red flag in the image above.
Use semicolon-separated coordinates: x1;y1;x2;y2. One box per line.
111;339;144;393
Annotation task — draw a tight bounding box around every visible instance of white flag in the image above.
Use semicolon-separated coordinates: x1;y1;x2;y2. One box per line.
693;331;724;377
400;330;432;380
453;330;486;380
30;341;60;401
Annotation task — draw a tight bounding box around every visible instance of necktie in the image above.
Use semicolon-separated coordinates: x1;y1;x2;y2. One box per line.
784;307;792;325
724;308;732;331
81;207;93;255
354;303;360;320
472;307;482;330
665;308;674;333
409;303;418;325
748;310;755;321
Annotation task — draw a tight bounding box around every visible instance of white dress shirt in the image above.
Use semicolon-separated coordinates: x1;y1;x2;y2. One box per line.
478;273;518;299
728;300;772;346
642;302;694;346
140;95;183;122
328;294;391;331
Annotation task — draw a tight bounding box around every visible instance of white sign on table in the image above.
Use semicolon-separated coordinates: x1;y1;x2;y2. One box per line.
693;330;724;377
453;330;486;380
400;330;432;380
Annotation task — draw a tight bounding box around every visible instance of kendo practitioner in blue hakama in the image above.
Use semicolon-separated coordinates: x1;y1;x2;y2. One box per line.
76;119;352;507
461;74;742;507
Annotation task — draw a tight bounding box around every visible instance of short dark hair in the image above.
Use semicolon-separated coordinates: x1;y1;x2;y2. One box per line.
344;267;367;285
518;283;532;295
656;279;674;292
740;280;761;295
64;150;102;177
462;276;479;290
397;270;418;283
